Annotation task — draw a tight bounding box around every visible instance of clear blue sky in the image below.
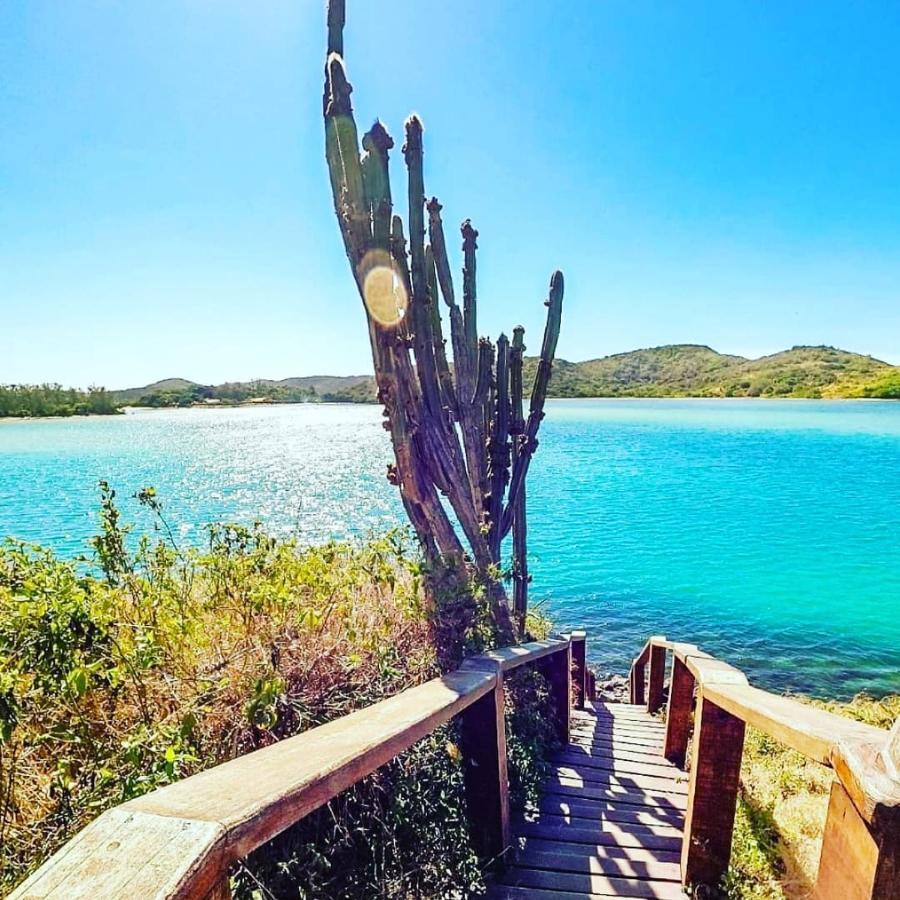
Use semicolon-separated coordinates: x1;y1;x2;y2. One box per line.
2;1;899;388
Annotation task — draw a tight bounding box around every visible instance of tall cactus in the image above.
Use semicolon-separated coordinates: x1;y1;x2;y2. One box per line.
323;0;563;641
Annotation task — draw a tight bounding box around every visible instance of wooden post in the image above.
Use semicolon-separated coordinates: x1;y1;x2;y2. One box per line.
647;643;666;714
681;693;746;890
664;657;695;767
571;630;587;710
630;658;645;706
814;779;900;900
587;669;596;702
204;878;232;900
459;677;511;863
538;645;571;745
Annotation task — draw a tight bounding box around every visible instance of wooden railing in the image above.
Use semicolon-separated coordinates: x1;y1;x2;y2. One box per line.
12;631;589;900
629;636;900;900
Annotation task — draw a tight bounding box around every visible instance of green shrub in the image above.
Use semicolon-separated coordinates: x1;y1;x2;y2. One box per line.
0;486;557;897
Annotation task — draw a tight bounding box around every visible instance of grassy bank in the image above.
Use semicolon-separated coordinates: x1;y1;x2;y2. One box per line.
0;485;557;897
727;693;900;898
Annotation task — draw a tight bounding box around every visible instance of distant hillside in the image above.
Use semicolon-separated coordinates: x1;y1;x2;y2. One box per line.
112;374;376;407
522;344;897;399
109;345;898;411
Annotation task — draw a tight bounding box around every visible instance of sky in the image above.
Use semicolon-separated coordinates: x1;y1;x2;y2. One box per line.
2;1;899;389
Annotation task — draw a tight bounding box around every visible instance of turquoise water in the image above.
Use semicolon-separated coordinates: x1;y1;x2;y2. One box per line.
1;400;898;698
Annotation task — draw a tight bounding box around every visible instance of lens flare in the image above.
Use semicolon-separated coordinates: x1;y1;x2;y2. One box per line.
360;251;408;327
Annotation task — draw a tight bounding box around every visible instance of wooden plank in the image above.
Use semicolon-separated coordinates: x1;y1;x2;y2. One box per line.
15;668;495;899
535;796;685;828
128;668;494;858
552;764;690;796
517;836;682;871
490;885;681;900
552;751;680;780
647;645;667;714
542;779;689;812
514;850;680;883
9;809;226;900
501;865;687;898
460;638;570;674
521;811;682;839
539;641;572;745
663;657;694;767
630;658;646;706
681;695;745;890
704;681;885;767
460;679;510;862
814;779;880;900
570;736;665;755
572;631;587;709
564;743;676;766
516;820;683;853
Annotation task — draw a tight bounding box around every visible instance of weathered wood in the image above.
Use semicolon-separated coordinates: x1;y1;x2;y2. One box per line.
500;865;687;898
815;779;883;900
12;669;495;899
629;659;645;706
663;657;694;767
9;809;226;900
539;641;572;745
703;681;884;767
647;644;667;715
681;694;746;891
552;765;689;797
461;679;511;863
516;838;682;878
571;631;587;709
203;878;232;900
461;638;570;674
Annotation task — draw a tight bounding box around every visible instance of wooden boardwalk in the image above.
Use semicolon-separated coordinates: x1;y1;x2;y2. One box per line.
491;701;689;899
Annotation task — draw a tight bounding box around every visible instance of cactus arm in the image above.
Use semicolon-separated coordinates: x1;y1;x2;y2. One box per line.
461;220;480;373
326;0;344;56
487;333;512;560
426;245;458;416
403;117;446;422
509;327;528;623
501;270;564;538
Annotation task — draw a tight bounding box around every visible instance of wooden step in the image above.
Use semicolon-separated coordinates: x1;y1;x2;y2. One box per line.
498;866;687;898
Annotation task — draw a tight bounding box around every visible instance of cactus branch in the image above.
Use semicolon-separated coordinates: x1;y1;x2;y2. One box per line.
323;0;561;637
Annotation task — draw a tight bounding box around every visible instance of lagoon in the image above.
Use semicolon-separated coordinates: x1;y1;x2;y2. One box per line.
1;399;898;698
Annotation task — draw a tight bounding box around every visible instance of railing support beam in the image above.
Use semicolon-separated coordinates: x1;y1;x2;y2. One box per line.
539;641;571;745
814;779;900;900
647;644;666;714
571;630;587;710
664;656;695;767
629;658;645;706
682;694;746;891
460;677;511;864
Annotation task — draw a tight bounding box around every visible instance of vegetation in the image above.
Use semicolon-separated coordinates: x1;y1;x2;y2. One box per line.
111;375;375;408
0;384;119;418
726;693;900;898
523;344;900;399
0;486;557;897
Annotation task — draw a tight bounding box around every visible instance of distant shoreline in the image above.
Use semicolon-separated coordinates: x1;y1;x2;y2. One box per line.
3;394;898;423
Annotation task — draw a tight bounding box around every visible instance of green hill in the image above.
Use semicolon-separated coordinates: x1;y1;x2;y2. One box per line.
523;344;896;399
68;344;900;416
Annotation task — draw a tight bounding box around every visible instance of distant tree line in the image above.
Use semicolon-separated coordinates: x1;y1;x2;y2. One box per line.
135;382;319;408
0;384;120;418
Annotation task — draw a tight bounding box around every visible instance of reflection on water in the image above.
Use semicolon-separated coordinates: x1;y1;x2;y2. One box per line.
1;399;898;698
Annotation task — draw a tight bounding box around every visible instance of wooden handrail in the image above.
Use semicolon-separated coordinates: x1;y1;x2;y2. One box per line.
12;637;580;900
629;634;900;899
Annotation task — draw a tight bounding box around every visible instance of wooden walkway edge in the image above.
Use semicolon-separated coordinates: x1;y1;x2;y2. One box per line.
490;703;689;900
